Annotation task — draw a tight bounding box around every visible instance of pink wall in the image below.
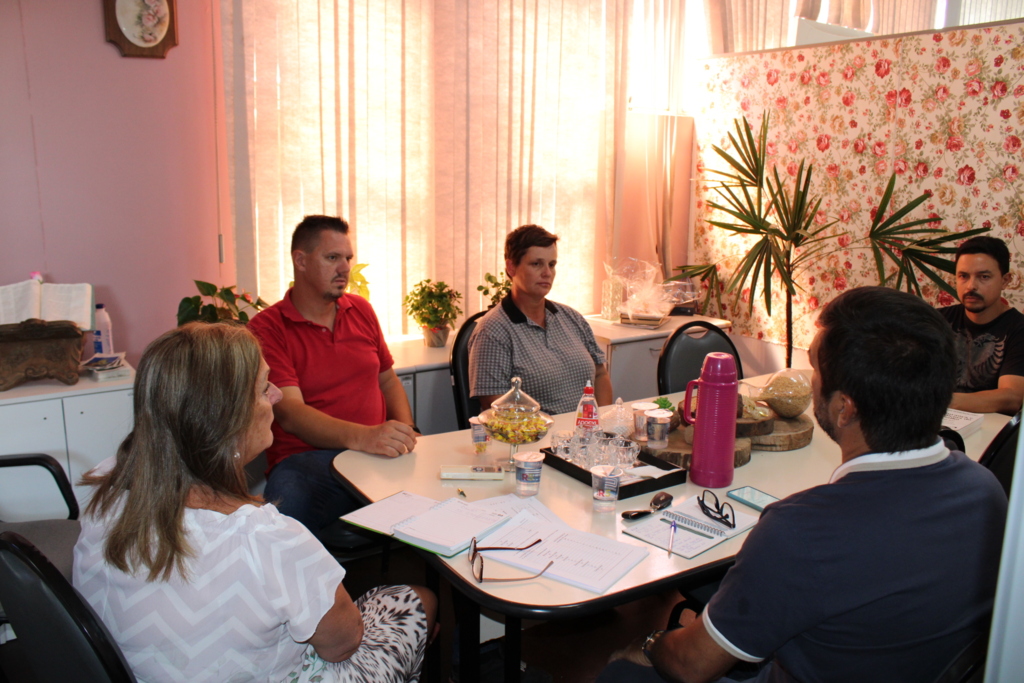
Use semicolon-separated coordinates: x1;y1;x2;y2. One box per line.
0;0;232;365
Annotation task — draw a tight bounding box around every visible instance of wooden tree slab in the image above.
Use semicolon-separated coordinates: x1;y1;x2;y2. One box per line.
678;411;775;444
656;431;752;469
750;414;814;451
737;413;776;437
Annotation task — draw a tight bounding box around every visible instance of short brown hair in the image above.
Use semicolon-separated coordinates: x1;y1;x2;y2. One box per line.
291;215;349;253
505;224;558;266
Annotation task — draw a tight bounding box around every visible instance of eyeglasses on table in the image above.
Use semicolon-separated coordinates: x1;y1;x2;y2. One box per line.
697;489;736;529
469;537;553;584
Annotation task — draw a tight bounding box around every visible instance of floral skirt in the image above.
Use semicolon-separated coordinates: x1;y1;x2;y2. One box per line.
287;585;429;683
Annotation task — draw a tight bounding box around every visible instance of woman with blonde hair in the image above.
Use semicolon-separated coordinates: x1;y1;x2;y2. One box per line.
74;322;435;682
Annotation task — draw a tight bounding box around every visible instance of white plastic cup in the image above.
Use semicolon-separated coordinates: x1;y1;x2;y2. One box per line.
631;402;658;441
591;465;624;512
514;451;544;497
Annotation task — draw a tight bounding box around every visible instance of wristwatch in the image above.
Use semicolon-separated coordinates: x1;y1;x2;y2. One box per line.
642;629;667;664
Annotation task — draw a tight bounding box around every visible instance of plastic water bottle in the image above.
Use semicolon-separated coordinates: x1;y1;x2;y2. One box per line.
93;303;114;355
575;381;600;434
682;352;738;488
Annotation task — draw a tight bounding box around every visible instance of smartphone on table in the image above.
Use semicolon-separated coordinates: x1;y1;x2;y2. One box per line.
727;486;780;512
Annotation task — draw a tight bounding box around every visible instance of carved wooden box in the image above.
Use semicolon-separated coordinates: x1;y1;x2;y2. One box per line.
0;319;84;391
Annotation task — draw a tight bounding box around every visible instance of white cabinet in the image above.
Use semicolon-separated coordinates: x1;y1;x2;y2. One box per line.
607;338;666;403
0;373;133;522
64;391;135;505
0;399;69;521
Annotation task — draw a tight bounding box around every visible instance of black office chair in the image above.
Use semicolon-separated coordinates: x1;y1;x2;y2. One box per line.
0;453;80;580
933;628;989;683
450;310;487;430
978;410;1020;498
657;321;744;395
0;531;137;683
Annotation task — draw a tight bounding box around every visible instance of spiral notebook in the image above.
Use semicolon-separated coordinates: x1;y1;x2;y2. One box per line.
341;491;510;557
622;495;758;559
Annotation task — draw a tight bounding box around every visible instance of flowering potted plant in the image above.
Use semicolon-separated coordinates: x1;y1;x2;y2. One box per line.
403;279;463;347
177;281;268;326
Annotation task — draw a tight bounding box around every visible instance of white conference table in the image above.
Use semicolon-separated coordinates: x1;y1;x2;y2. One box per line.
332;380;1009;680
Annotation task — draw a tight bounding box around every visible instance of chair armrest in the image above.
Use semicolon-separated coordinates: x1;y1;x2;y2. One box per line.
0;454;79;520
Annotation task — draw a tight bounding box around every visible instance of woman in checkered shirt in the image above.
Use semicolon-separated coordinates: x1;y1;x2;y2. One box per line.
468;225;614;415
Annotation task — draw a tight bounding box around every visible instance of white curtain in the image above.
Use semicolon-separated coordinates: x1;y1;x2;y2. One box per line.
704;0;792;53
222;0;629;336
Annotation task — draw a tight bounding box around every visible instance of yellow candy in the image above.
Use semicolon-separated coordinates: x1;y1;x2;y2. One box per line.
485;413;549;444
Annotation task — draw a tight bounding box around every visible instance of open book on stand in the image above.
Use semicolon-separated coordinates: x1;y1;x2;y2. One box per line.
622;495;758;559
340;491;509;557
0;280;94;330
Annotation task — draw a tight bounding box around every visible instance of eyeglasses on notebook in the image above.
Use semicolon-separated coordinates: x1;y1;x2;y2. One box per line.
469;537;552;584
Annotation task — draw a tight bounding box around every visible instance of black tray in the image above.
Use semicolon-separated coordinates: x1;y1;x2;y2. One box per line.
540;448;687;500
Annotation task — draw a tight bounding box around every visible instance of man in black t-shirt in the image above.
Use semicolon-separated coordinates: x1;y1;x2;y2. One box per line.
939;235;1024;415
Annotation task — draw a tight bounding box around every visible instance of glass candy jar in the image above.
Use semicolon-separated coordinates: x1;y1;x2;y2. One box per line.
479;377;553;470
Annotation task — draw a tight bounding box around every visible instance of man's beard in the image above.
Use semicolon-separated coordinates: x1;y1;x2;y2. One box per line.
814;396;837;443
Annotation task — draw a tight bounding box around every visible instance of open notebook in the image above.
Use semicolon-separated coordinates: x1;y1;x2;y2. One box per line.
340;491;509;557
622;495;758;559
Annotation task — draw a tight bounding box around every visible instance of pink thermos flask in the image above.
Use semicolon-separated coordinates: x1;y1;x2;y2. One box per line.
682;352;738;488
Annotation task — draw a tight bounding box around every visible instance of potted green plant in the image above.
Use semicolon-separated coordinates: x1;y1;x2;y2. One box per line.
403;279;463;347
477;272;512;308
672;113;988;368
177;281;269;326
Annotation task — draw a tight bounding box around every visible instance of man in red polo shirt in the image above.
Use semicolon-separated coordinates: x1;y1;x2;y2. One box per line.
249;215;417;536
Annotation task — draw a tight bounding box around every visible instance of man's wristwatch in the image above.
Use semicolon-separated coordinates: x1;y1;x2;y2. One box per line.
642;629;667;664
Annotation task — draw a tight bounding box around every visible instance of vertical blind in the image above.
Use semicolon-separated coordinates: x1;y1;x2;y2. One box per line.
222;0;628;336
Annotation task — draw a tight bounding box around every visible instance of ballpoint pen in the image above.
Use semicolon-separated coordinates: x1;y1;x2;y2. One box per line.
667;520;676;557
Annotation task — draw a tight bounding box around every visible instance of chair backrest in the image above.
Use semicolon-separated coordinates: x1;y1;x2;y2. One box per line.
0;531;136;683
933;628;989;683
450;310;487;430
657;321;744;395
0;453;80;522
978;410;1020;498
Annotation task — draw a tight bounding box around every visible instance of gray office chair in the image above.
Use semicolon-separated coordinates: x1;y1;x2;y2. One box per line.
0;531;137;683
657;321;744;395
450;311;487;430
978;410;1020;498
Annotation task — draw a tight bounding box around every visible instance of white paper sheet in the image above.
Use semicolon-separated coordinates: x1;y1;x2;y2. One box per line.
470;494;570;528
341;491;439;534
478;511;648;593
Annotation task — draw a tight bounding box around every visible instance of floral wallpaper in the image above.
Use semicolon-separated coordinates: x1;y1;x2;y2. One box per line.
692;21;1024;351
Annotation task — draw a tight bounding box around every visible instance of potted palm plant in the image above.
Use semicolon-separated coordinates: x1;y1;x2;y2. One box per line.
673;113;988;367
403;279;463;347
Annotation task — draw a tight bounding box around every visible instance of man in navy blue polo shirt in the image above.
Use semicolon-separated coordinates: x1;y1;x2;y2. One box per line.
603;286;1007;683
